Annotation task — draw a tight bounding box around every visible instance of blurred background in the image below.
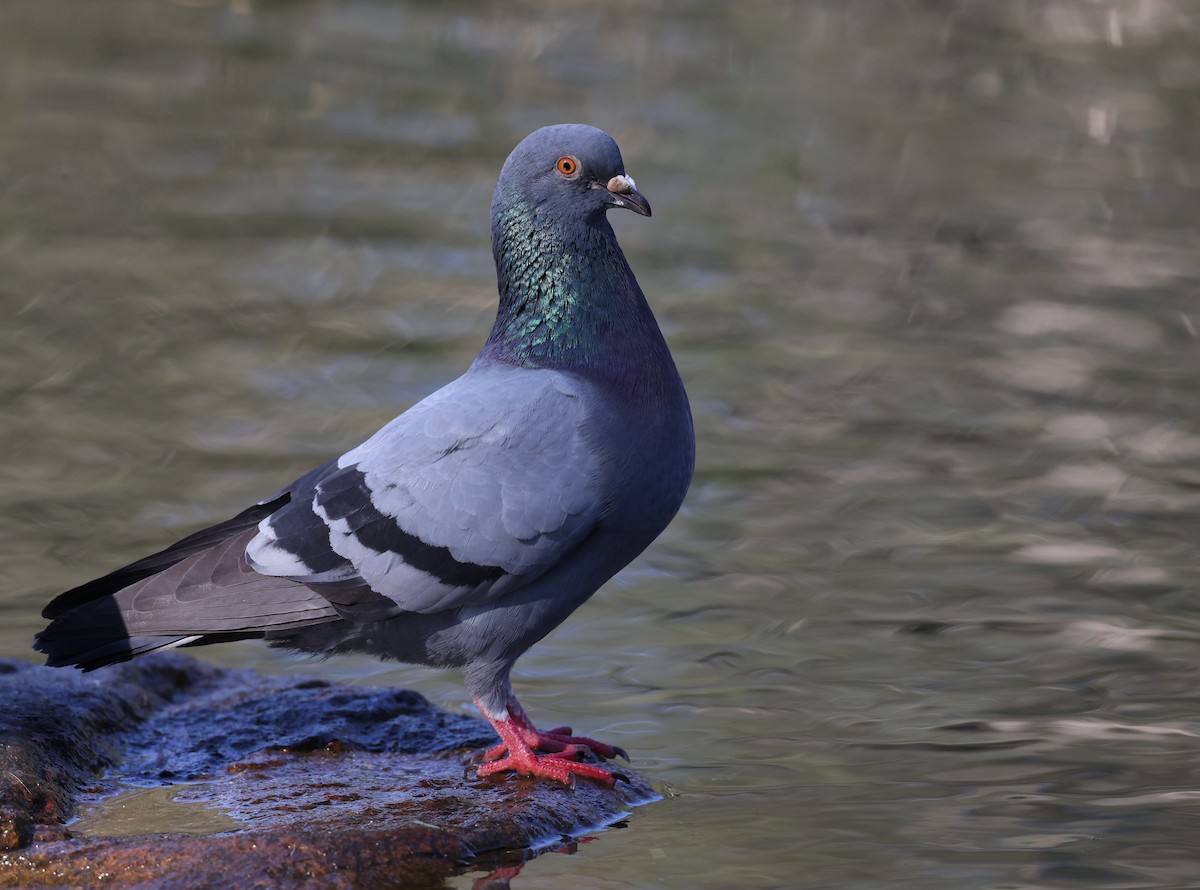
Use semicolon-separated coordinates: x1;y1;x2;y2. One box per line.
3;1;1200;887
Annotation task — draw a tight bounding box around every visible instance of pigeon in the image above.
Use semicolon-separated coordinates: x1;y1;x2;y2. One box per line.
35;124;695;786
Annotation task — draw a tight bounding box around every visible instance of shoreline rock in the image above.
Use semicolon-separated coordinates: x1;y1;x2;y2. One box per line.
0;655;657;888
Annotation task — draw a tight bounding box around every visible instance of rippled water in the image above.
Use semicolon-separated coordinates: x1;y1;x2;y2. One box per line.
4;1;1200;887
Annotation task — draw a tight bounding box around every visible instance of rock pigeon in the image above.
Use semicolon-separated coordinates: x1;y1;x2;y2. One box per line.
34;124;695;786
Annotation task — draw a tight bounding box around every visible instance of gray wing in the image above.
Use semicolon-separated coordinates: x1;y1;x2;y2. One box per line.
246;364;606;616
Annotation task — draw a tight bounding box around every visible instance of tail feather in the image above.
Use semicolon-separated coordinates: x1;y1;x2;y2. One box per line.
41;458;341;621
34;527;342;670
38;633;204;671
40;494;290;620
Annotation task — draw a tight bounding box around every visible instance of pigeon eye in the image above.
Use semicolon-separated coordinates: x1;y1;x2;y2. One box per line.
555;156;579;177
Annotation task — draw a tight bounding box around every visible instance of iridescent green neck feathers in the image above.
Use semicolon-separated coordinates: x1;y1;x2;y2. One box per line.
481;190;657;377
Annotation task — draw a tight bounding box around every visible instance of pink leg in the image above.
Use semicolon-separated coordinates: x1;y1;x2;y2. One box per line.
474;697;628;787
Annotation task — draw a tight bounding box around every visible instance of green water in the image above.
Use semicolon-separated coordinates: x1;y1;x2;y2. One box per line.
4;1;1200;887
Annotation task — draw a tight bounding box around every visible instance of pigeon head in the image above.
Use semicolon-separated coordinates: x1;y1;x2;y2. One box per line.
492;124;651;226
484;124;666;377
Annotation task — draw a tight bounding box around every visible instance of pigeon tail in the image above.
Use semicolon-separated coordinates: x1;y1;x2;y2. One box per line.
35;527;341;670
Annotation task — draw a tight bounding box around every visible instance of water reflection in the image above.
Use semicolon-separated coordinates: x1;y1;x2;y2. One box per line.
3;0;1200;888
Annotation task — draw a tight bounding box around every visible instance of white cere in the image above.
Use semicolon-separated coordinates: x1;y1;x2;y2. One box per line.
606;174;637;194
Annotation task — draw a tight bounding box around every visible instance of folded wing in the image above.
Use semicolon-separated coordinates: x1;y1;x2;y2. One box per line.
247;364;606;617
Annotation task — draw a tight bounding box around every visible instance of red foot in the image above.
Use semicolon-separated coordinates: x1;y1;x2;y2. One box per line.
471;863;524;890
481;724;627;763
474;699;628;787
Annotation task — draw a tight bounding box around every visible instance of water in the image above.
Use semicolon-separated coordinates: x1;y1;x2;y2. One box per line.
4;1;1200;887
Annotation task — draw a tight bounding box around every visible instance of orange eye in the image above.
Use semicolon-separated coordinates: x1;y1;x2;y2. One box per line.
555;156;578;176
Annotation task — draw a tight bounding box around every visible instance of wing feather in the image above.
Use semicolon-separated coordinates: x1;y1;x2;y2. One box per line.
247;364;606;616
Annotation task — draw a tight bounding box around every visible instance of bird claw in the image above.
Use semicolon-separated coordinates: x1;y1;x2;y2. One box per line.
476;750;618;788
537;731;626;762
474;699;629;786
484;728;627;764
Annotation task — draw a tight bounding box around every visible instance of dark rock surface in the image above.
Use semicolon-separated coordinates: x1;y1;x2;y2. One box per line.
0;655;657;888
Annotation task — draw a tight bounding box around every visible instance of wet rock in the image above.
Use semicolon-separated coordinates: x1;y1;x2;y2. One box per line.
0;655;656;889
0;658;195;850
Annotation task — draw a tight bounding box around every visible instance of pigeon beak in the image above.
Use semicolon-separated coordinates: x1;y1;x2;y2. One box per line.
605;174;651;217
